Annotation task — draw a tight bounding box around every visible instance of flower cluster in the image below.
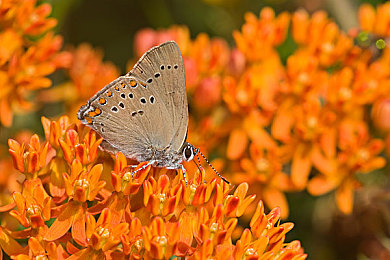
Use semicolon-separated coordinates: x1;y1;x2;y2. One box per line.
0;117;306;259
132;4;390;216
39;43;120;122
0;0;70;127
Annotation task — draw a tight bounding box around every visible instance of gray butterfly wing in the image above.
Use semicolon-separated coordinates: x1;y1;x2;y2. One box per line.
127;41;188;152
78;76;174;161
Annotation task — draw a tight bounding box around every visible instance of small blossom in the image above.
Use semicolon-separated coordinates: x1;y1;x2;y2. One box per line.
8;135;48;177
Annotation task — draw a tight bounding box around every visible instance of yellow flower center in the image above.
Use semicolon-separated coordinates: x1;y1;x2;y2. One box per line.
298;72;309;85
307;116;317;129
26;65;36;75
155;235;167;245
27;205;40;216
34;255;48;260
189;184;197;204
321;42;333;53
256;158;269;172
266;220;273;230
245;248;256;256
357;149;369;161
123;171;132;182
159;193;166;212
135;238;143;250
75;179;89;189
339;87;352;100
210;222;219;233
96;226;110;238
159;193;166;202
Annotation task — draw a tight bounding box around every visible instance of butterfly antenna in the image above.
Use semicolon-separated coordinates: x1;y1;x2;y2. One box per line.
195;148;230;184
193;156;202;172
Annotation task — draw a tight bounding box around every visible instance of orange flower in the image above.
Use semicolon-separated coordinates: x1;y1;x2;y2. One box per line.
3;116;305;258
0;0;69;127
63;160;105;203
38;44;119;122
233;201;307;259
236;140;293;216
10;178;51;230
66;208;129;259
111;152;150;195
13;0;57;36
144;174;183;217
11;237;68;260
371;97;390;132
142;217;180;259
133;26;191;58
59;129;103;166
8;134;48;177
308;120;385;213
233;7;290;61
45;160;106;245
291;9;353;66
359;3;390;37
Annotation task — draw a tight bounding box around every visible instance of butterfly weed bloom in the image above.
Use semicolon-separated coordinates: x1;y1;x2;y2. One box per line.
0;0;70;127
131;5;390;217
39;44;120;122
0;117;306;259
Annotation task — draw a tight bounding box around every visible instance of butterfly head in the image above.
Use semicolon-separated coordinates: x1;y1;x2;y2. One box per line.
182;143;197;162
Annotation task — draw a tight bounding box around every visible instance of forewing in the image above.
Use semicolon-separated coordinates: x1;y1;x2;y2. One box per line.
127;41;188;151
78;76;173;160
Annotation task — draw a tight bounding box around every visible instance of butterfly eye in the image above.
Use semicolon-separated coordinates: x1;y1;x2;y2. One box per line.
183;146;194;162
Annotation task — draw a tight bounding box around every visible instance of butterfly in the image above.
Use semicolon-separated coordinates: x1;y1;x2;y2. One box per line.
77;41;228;183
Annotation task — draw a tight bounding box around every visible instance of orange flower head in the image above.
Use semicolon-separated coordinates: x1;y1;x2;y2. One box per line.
372;97;390;133
291;10;353;66
358;3;390;37
8;134;48;176
10;179;51;229
0;0;68;127
233;7;290;61
142;217;180;259
86;208;129;251
63;160;106;202
111;152;150;195
143;174;183;217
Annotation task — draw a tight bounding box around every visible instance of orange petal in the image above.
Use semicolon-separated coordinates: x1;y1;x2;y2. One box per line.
358;4;376;31
319;129;336;158
291;144;312;189
45;201;79;241
59;140;73;164
227;128;248;160
336;179;354;214
0;227;25;256
272;109;294;142
114;152;127;173
41;117;51;140
88;137;103;163
307;176;338;196
72;204;87;246
0;99;13;127
263;188;289;219
8;139;24;172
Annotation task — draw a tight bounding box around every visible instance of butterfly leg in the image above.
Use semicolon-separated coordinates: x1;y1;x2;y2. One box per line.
131;161;155;178
181;165;188;185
